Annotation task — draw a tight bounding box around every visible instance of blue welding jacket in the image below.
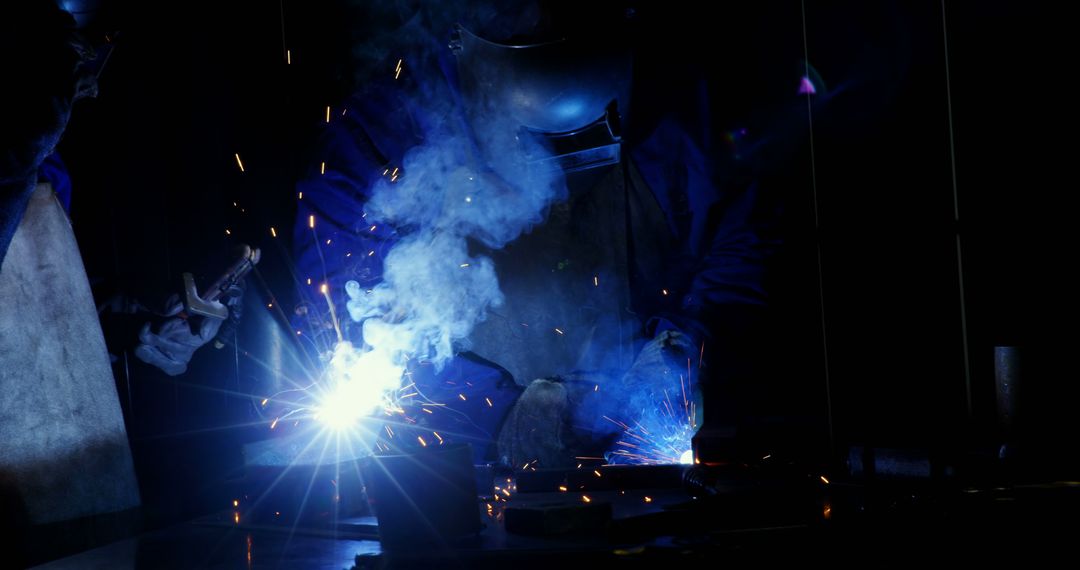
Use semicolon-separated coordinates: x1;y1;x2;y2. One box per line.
292;38;791;461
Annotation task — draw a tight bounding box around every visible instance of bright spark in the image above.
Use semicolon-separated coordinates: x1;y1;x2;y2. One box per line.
313;342;404;430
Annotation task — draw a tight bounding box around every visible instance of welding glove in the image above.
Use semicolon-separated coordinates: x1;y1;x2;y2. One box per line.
134;287;242;376
496;378;572;469
623;330;695;391
495;332;697;468
614;330;696;410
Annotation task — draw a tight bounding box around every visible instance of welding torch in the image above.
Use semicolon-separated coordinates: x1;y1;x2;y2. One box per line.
180;244;261;347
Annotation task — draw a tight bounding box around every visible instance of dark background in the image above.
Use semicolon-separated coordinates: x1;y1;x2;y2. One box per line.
54;0;1075;531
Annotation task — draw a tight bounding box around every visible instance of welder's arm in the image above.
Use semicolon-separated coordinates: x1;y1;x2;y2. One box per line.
292;118;398;344
663;179;779;345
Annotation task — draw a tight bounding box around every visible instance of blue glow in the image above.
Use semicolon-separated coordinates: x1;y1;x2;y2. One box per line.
314;342;402;430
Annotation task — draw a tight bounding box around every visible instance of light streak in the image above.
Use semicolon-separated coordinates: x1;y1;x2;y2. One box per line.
234;153;245;172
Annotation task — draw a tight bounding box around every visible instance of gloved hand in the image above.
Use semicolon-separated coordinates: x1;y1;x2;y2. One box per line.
621;330;696;393
134;286;243;376
496;378;571;469
495;332;697;468
614;329;695;410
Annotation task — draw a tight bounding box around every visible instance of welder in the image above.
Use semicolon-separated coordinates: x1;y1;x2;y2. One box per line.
0;2;97;268
292;2;811;467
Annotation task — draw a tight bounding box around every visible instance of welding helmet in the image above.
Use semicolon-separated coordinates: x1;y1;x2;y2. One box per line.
449;17;631;173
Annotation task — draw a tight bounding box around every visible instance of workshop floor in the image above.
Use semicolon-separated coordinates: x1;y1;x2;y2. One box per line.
31;466;1080;568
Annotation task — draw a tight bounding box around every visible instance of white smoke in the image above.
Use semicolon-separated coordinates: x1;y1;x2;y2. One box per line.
346;131;563;362
317;1;563;428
